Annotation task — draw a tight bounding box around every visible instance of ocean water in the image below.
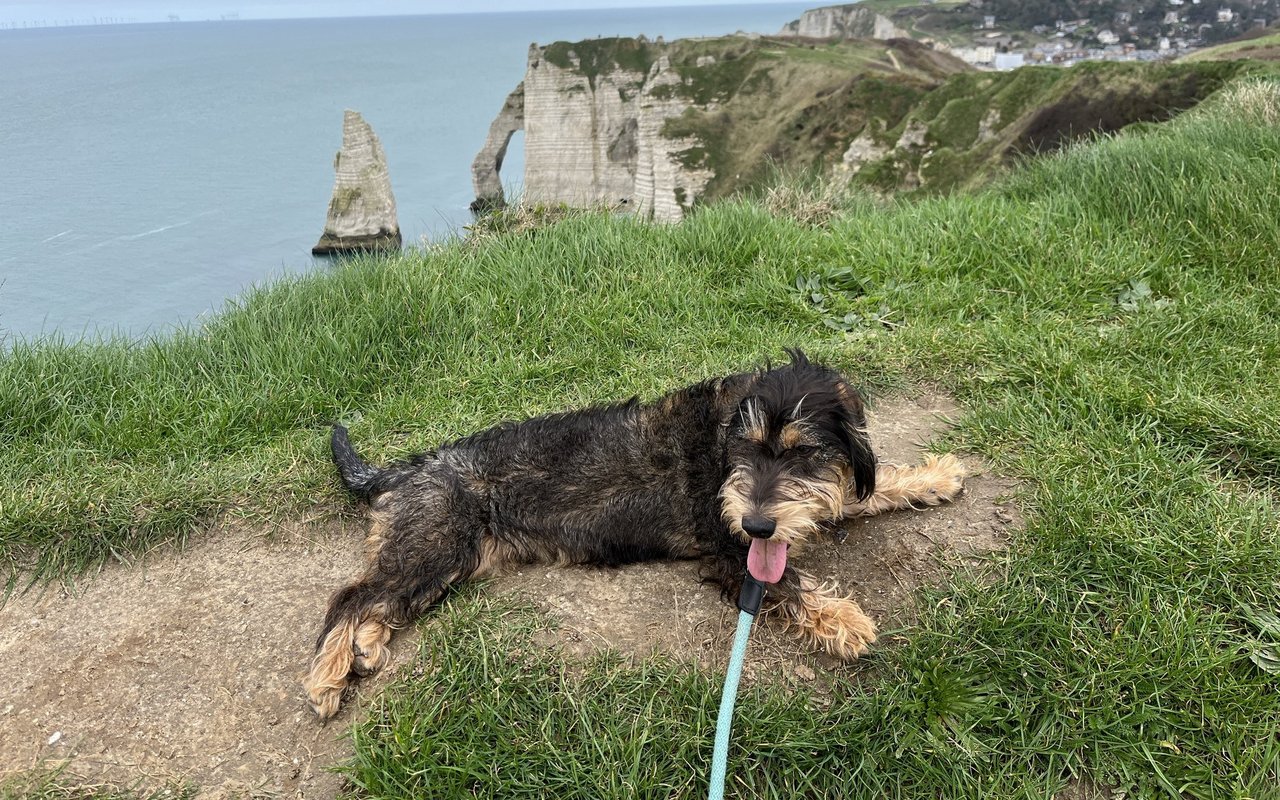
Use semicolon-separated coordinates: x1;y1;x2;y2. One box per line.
0;3;811;340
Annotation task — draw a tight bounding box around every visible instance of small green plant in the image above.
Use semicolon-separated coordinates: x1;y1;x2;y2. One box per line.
793;267;870;308
1240;603;1280;676
794;268;898;332
1116;278;1174;312
823;304;899;333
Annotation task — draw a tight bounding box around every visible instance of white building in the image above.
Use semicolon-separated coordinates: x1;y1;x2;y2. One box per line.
952;46;997;64
994;52;1026;70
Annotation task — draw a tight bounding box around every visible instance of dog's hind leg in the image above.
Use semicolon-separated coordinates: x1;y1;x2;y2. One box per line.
304;490;482;719
843;454;965;518
303;578;402;719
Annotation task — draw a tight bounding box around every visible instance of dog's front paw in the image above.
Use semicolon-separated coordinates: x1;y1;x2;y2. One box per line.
807;595;877;660
780;581;878;661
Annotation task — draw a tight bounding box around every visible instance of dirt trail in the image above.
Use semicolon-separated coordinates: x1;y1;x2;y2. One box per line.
0;394;1019;798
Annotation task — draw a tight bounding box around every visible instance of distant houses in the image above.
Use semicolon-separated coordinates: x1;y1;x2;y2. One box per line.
993;52;1025;70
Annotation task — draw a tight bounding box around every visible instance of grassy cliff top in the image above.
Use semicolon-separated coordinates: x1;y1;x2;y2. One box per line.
1183;29;1280;61
3;77;1279;799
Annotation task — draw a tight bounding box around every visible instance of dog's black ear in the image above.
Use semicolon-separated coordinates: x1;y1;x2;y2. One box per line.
834;382;876;501
841;422;876;501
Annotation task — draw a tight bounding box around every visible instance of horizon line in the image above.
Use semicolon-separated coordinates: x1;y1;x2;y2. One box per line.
0;0;812;30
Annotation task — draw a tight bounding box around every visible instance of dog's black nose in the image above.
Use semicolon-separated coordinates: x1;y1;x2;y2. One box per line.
741;515;777;538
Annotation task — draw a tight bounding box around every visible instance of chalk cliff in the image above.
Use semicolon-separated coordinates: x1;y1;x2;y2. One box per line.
472;28;1242;210
471;39;713;223
472;35;1004;216
313;110;401;256
778;4;909;41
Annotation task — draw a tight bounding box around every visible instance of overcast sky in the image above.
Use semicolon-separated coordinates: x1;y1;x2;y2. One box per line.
2;0;799;25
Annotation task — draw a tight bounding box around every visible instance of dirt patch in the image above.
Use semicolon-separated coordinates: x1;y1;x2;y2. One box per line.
0;393;1018;798
0;521;380;799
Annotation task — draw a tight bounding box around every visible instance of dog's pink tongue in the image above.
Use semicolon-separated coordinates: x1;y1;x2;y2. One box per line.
747;538;788;584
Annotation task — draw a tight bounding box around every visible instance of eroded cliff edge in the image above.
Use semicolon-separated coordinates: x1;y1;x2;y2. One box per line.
473;33;1245;218
471;38;717;222
472;36;968;221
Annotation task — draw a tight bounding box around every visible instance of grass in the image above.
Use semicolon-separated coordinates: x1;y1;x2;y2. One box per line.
855;59;1250;194
3;78;1280;798
1183;31;1280;62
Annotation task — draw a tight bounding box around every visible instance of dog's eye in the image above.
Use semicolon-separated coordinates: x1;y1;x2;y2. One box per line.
791;444;819;457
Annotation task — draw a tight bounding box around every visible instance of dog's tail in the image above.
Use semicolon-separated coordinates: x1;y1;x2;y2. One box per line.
330;424;387;499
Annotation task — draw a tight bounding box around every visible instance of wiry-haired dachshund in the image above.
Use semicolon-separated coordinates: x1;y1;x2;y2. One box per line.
304;349;965;718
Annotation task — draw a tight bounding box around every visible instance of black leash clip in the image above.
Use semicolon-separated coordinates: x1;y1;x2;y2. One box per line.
737;574;766;616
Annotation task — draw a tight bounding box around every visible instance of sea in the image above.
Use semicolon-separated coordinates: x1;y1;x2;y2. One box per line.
0;3;812;341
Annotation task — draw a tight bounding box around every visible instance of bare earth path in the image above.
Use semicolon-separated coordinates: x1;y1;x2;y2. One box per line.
0;394;1019;798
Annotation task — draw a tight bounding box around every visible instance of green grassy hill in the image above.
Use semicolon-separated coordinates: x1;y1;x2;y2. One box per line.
590;33;1256;201
3;77;1279;798
848;59;1250;193
1183;29;1280;61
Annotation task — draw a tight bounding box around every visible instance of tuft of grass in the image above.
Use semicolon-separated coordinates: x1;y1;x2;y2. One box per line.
463;201;593;244
758;170;867;227
1196;76;1280;126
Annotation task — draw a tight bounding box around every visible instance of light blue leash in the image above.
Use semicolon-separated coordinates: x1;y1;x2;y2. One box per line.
708;574;766;800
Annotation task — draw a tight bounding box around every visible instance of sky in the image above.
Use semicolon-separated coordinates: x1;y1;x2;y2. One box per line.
1;0;797;25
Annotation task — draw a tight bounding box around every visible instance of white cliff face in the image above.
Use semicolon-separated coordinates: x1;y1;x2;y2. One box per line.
470;40;714;223
633;54;714;222
840;129;888;173
778;4;908;40
313;110;401;255
521;49;639;209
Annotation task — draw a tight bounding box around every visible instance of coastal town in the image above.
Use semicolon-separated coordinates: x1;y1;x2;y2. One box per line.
883;0;1279;68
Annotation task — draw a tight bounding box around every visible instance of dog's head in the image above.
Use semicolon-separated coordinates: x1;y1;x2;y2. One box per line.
719;349;876;582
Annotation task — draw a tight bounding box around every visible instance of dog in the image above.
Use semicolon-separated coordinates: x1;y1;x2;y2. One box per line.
303;349;965;719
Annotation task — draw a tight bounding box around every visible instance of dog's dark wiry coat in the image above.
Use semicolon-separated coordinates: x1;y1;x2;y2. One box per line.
304;349;964;719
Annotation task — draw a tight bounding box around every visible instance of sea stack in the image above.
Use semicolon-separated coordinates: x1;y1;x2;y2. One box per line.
312;110;401;256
